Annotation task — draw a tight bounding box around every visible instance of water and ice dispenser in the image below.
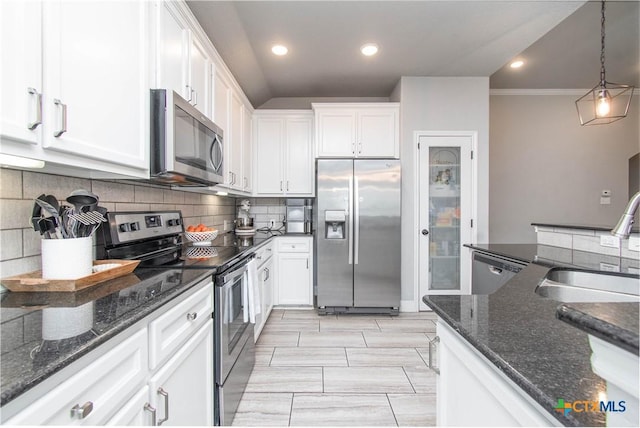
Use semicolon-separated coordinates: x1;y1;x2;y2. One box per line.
324;210;346;239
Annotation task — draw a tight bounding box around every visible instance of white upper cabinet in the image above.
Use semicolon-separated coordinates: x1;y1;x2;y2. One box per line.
154;1;211;117
314;103;399;158
254;111;314;196
242;106;253;192
229;90;244;190
0;0;150;178
0;1;42;146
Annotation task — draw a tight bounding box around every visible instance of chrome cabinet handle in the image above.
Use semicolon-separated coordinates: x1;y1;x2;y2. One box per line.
157;387;169;426
144;403;157;426
70;401;93;419
358;142;362;154
186;312;197;321
244;177;248;189
428;336;440;375
185;85;192;102
27;87;42;130
306;258;309;269
264;267;270;280
192;89;197;106
280;181;283;192
488;266;503;275
286;181;290;191
53;99;67;137
351;142;355;154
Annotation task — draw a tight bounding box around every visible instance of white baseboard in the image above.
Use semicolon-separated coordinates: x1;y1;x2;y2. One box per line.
400;299;420;312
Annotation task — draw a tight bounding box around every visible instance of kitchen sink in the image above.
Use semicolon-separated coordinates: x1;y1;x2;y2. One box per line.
535;268;640;303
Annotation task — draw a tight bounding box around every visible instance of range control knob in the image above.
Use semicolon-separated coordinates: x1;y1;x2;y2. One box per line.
167;219;174;226
130;222;140;231
118;223;130;233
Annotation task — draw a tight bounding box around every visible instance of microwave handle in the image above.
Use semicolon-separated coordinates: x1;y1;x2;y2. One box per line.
210;135;223;172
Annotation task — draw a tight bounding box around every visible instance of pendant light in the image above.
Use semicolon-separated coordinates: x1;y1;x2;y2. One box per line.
575;0;634;126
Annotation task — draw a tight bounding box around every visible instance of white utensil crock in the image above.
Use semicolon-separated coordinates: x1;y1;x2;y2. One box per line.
41;237;93;279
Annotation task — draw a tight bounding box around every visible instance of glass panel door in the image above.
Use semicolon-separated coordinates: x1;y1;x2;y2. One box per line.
428;147;461;290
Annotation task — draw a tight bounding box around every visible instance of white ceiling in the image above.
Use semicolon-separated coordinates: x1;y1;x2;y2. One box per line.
186;1;640;108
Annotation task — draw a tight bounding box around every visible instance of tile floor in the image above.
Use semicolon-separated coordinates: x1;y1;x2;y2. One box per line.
232;309;439;427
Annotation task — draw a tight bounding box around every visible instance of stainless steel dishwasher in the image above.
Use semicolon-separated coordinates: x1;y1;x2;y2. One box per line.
471;251;527;294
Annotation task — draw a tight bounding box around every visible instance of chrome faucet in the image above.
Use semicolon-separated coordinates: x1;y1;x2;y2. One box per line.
611;191;640;239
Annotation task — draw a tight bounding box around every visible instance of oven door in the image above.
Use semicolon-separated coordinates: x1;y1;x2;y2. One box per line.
215;261;250;384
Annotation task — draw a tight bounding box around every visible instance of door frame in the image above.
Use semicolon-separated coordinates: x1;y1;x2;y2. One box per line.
414;131;478;309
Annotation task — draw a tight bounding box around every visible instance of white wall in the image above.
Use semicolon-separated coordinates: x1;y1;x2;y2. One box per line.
489;93;640;243
395;77;489;309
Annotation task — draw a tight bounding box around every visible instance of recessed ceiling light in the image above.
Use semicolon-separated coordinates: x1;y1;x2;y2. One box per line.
271;45;288;56
360;43;378;56
510;60;524;69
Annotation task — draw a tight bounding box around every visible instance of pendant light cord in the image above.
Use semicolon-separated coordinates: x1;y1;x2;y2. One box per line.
600;0;606;86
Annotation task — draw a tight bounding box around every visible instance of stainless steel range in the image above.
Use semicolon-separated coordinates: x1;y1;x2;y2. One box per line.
97;210;257;426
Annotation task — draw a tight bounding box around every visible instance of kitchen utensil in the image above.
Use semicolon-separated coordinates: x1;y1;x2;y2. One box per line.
44;194;67;238
66;189;98;214
34;198;64;239
31;194;46;234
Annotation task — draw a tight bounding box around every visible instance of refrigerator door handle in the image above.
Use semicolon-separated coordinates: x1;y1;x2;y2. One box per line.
354;176;360;265
348;175;354;265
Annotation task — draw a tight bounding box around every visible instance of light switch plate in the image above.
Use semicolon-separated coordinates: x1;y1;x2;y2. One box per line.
628;236;640;252
600;234;620;248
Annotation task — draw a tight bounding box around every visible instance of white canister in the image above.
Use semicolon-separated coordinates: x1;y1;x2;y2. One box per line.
41;237;93;279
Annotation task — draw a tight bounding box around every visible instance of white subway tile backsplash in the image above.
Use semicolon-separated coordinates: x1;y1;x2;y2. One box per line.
23;229;41;257
0;230;23;261
184;192;201;205
0;200;34;230
207;205;219;216
163;189;185;204
23;171;91;200
557;228;596;237
573;235;620;257
134;186;164;203
0;169;22;199
621;244;640;260
115;203;150;211
0;255;40;277
91;180;134;202
250;206;269;215
537;231;572;249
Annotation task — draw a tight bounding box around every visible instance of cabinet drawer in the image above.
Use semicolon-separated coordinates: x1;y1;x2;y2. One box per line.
6;329;148;425
277;238;310;253
255;242;274;267
149;282;213;369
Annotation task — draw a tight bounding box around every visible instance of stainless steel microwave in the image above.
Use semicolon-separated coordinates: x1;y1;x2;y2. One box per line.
150;89;224;187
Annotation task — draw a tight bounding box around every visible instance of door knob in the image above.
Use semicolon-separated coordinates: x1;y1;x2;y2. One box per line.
421;229;429;236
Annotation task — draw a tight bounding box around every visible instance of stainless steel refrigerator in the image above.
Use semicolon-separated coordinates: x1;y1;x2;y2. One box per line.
315;159;401;314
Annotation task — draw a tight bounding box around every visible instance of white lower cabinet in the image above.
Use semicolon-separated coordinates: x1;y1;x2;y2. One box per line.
434;321;560;427
275;237;313;306
4;280;214;426
254;242;275;341
147;320;213;426
6;329;148;426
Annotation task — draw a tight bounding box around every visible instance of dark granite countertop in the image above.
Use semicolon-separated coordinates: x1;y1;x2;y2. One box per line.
426;244;640;426
0;232;287;408
532;222;640;234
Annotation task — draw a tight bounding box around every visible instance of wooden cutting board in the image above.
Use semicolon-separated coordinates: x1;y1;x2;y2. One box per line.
1;260;140;292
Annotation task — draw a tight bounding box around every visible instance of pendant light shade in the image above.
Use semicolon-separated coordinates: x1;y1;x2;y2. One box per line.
575;0;634;126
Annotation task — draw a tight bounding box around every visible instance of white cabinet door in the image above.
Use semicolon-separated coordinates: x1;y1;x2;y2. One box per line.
6;328;148;426
187;32;212;117
0;0;42;146
242;106;253;192
106;386;150;426
213;70;232;185
229;90;244;190
148;320;214;426
285;117;314;195
277;253;312;306
316;110;356;157
358;109;398;158
41;0;149;170
155;1;189;99
255;117;285;194
263;257;274;315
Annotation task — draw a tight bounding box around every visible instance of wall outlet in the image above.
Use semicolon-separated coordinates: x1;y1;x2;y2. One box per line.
224;220;232;231
269;219;275;228
600;234;620;248
629;236;640;252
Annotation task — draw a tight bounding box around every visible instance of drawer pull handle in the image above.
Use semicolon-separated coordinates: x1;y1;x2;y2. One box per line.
144;403;157;426
70;401;93;419
27;87;42;130
186;312;198;321
53;98;67;137
157;387;169;425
